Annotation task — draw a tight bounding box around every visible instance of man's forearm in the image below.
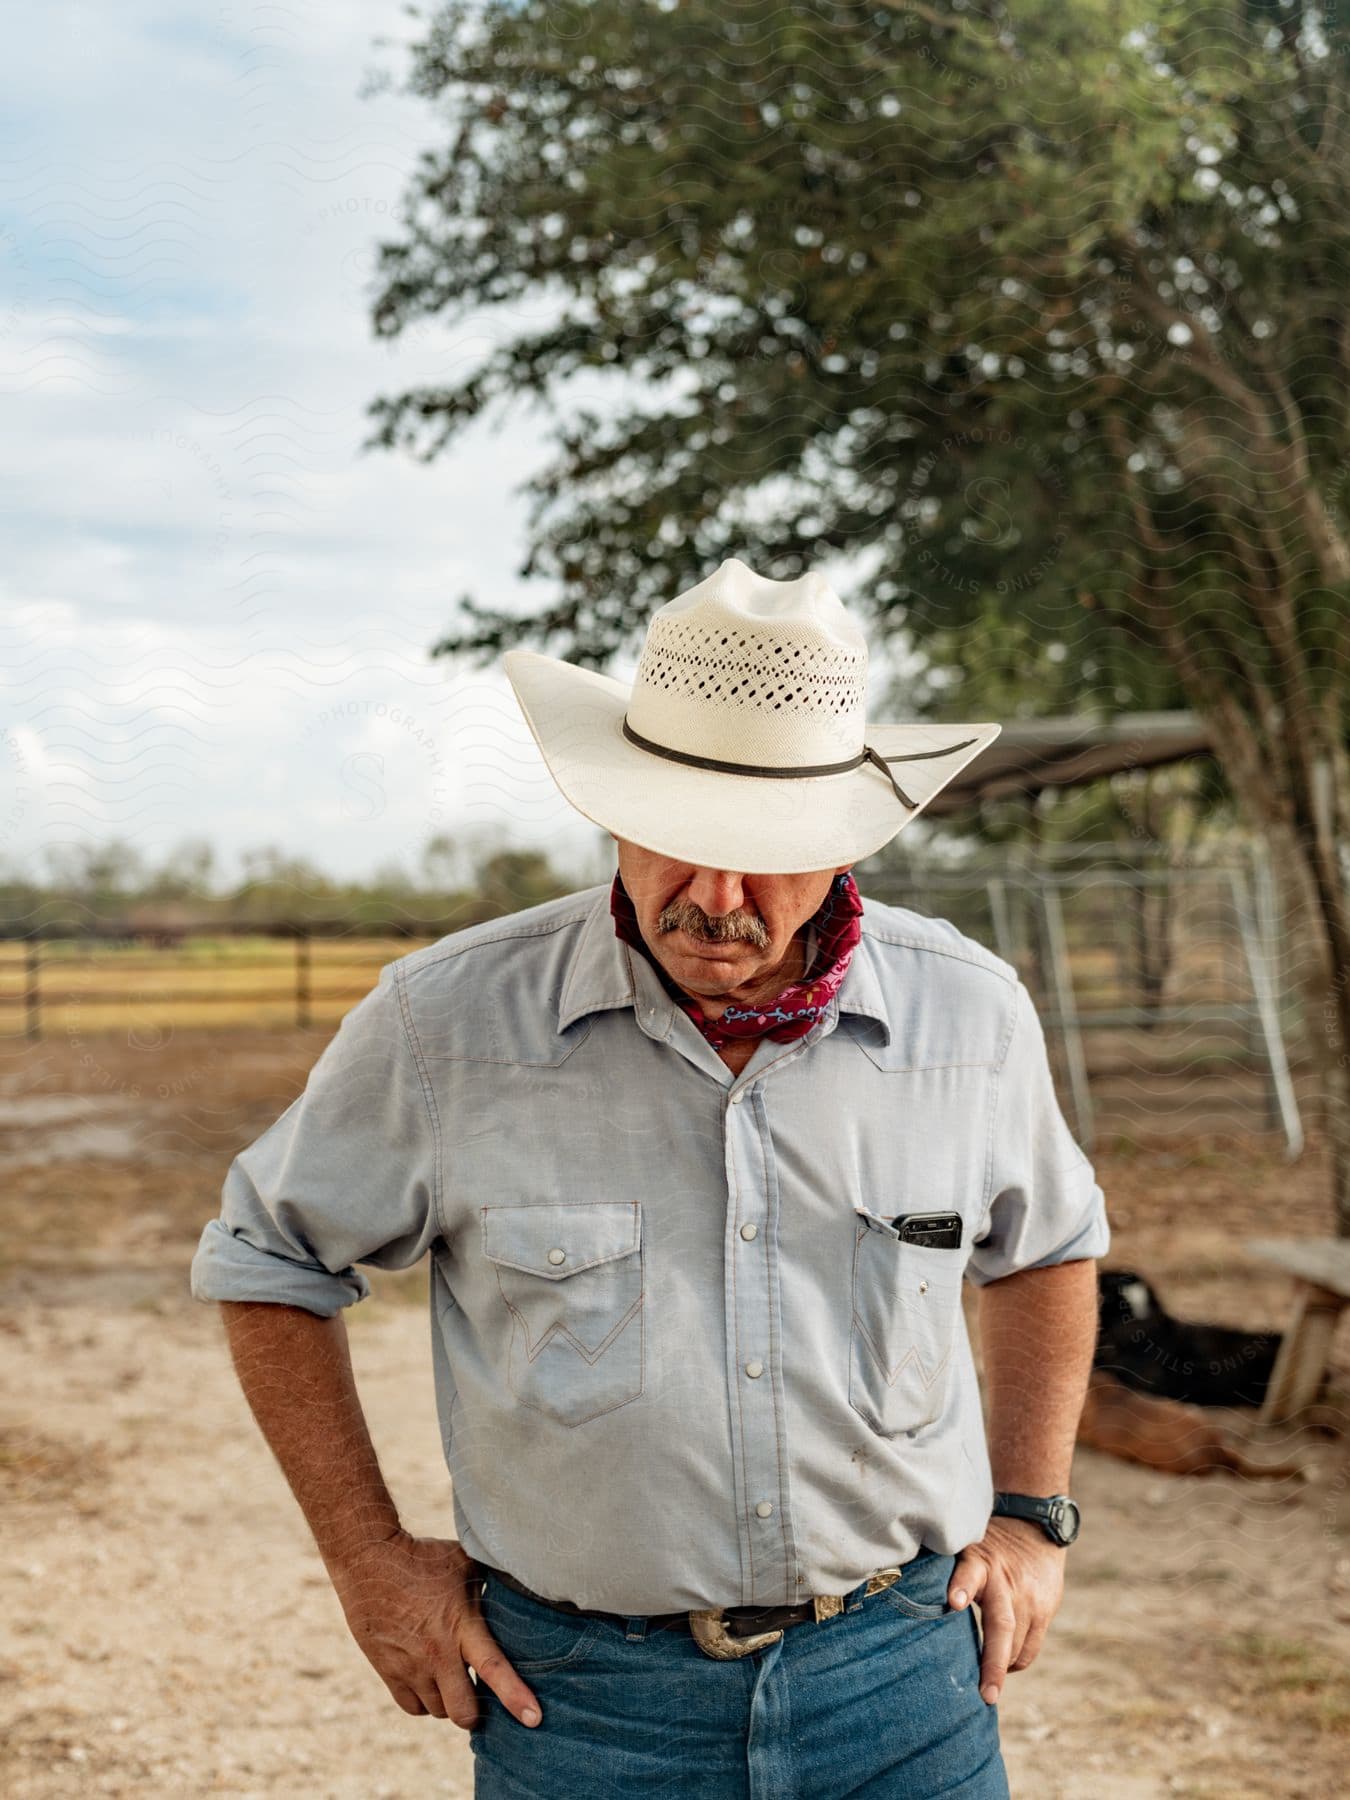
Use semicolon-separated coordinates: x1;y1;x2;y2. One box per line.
219;1300;402;1576
976;1258;1098;1492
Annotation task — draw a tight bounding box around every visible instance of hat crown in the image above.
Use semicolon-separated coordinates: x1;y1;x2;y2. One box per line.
627;558;870;766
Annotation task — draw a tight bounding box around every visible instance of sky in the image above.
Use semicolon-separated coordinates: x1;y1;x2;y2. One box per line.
0;1;902;895
0;0;634;890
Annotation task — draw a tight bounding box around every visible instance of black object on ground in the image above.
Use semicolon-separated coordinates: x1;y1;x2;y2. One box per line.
1095;1269;1282;1408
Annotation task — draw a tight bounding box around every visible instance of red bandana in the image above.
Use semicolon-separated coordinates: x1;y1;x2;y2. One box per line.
610;870;864;1050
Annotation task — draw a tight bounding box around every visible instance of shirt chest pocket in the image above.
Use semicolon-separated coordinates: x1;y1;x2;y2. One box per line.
481;1201;644;1428
849;1208;965;1436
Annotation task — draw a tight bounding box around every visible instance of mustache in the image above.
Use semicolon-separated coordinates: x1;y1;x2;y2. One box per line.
658;899;771;949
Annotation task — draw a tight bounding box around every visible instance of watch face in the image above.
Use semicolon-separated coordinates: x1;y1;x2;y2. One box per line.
1055;1499;1081;1544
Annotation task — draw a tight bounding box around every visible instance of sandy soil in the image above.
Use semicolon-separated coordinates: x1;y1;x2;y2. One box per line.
1;1027;1348;1799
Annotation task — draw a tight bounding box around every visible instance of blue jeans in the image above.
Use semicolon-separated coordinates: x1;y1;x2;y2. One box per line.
469;1549;1010;1798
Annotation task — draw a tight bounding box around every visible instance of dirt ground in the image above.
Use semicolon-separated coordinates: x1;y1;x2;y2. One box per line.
1;1025;1348;1799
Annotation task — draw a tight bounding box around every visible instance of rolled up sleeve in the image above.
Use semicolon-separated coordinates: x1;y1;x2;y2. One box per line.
964;978;1110;1287
190;960;441;1316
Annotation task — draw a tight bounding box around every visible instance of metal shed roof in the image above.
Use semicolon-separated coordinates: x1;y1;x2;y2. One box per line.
925;711;1212;814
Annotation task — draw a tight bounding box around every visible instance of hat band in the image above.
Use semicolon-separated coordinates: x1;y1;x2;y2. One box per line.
621;717;977;811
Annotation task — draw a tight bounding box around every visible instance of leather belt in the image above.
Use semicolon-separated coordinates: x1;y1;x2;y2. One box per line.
475;1561;910;1661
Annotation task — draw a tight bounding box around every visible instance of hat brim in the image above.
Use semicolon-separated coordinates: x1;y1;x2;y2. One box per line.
502;650;1002;875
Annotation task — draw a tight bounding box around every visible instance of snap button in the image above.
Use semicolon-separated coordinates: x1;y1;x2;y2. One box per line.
729;1091;744;1105
918;1279;928;1294
745;1360;764;1379
547;1248;566;1266
755;1501;774;1518
740;1223;759;1241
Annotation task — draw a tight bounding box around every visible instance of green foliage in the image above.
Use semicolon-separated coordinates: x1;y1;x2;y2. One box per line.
475;848;574;913
0;837;586;938
366;0;1348;795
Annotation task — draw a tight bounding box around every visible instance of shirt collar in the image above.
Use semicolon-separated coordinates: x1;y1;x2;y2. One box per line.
834;923;892;1044
556;884;892;1045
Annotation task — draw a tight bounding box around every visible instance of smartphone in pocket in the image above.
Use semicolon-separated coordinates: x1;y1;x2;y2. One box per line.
888;1212;963;1250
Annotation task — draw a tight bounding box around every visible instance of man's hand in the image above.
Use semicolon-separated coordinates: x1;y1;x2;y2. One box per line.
328;1529;542;1731
946;1516;1067;1707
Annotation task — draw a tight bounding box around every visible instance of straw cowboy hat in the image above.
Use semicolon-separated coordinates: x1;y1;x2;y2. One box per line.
502;557;1002;874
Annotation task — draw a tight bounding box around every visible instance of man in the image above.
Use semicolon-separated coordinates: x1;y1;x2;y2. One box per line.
191;558;1109;1798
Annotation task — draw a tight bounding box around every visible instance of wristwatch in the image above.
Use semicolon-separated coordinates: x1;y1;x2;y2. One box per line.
991;1491;1081;1546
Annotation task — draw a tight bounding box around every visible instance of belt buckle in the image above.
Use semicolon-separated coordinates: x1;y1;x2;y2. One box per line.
864;1566;903;1599
687;1607;784;1661
687;1565;905;1661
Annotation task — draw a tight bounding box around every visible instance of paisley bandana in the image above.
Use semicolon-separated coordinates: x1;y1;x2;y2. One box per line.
610;869;864;1051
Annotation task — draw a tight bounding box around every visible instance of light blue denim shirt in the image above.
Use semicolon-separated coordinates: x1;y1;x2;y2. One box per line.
191;883;1109;1615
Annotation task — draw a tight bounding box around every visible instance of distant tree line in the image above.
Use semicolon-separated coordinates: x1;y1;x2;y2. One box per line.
0;833;596;939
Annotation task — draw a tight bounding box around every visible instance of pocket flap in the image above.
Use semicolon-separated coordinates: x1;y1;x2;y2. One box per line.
481;1202;640;1279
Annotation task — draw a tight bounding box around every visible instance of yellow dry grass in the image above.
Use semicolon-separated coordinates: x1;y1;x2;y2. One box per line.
0;936;437;1035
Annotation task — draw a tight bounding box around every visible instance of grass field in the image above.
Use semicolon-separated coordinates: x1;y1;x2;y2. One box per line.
0;937;436;1036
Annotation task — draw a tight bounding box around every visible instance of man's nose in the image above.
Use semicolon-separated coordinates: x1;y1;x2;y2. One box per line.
686;867;748;919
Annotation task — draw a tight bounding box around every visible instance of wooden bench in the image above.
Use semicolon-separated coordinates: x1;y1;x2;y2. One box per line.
1246;1238;1350;1422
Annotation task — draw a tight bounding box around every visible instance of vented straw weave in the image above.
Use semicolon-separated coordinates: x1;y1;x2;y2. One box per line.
637;615;867;718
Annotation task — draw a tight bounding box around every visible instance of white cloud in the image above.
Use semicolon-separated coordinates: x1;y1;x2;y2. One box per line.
0;3;611;886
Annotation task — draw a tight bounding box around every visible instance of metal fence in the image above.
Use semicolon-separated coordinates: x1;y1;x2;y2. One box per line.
0;841;1313;1156
863;838;1304;1155
0;928;438;1041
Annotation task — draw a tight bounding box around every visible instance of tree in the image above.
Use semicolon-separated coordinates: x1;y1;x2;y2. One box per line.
41;840;148;918
144;838;217;902
367;0;1350;1225
475;847;573;914
420;824;511;891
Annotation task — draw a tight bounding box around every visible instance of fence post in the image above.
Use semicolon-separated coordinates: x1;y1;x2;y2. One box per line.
1229;867;1303;1159
25;940;40;1040
986;877;1016;967
1040;883;1095;1151
295;931;311;1029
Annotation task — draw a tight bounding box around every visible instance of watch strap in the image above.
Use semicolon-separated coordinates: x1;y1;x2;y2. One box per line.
991;1491;1078;1544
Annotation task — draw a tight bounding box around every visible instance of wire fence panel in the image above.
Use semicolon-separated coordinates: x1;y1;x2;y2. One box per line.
863;841;1308;1156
